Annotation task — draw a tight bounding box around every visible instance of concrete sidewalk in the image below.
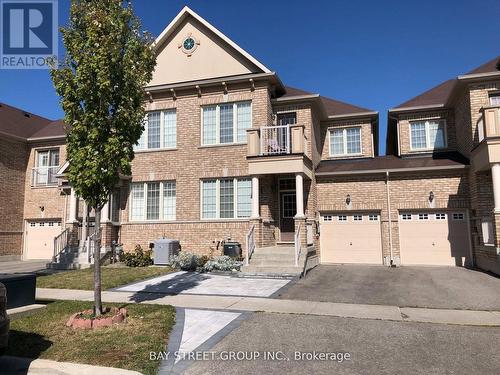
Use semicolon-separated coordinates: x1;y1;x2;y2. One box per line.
0;356;141;374
36;288;500;327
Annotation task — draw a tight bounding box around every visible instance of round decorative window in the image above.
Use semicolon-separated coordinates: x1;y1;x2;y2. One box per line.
179;34;199;55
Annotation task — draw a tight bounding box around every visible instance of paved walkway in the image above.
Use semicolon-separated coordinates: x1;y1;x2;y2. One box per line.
36;288;500;327
0;356;141;374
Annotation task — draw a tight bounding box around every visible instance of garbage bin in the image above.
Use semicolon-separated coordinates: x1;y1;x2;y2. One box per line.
223;242;242;259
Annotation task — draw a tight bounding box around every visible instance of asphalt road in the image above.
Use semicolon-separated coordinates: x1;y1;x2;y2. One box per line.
184;312;500;375
278;265;500;310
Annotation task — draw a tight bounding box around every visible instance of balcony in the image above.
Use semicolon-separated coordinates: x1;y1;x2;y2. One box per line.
472;106;500;171
246;124;312;177
31;166;59;187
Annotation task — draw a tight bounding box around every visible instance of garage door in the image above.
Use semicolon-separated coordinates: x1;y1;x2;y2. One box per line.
320;213;383;264
399;212;470;266
25;220;62;260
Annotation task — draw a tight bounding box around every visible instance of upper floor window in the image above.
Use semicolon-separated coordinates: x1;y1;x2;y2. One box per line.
489;93;500;106
130;181;176;221
135;110;176;151
202;101;251;146
329;127;362;156
33;149;59;186
410;120;446;150
277;112;297;126
201;178;251;219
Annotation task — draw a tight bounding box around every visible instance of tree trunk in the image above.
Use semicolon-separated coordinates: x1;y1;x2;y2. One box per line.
94;207;102;316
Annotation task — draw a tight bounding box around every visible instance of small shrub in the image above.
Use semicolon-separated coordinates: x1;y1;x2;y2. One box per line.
170;251;199;271
121;245;153;267
203;256;243;272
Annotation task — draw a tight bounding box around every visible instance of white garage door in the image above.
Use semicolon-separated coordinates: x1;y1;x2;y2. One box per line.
25;220;62;260
320;213;383;264
399;212;470;266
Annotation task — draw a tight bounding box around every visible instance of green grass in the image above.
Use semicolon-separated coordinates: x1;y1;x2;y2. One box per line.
6;301;175;375
37;264;174;290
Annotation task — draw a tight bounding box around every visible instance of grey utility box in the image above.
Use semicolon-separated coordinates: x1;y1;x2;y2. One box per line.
153;238;180;265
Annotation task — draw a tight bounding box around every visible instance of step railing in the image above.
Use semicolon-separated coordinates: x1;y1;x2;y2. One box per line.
294;222;302;267
53;228;71;262
245;224;255;265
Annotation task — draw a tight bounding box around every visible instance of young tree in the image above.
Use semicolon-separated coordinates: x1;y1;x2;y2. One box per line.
51;0;156;315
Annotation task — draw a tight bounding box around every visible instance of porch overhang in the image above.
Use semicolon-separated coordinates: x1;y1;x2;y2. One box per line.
247;154;313;179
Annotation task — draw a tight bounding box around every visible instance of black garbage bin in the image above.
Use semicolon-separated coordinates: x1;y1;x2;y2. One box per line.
223;242;242;259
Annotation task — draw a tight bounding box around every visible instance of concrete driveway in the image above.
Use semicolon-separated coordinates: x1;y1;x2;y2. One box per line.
0;260;48;274
278;265;500;310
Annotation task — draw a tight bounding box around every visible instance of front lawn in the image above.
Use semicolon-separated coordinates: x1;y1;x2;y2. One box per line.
6;300;175;375
37;264;174;290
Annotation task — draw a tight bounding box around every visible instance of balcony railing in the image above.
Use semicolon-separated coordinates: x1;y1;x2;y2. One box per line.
247;124;305;157
479;105;500;142
31;166;58;186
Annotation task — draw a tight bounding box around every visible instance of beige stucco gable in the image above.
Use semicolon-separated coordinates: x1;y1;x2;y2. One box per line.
149;14;265;86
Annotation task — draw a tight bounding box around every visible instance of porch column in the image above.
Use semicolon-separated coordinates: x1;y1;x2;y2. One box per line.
81;201;88;247
251;176;260;219
295;173;305;218
101;196;110;223
68;188;78;223
492;163;500;212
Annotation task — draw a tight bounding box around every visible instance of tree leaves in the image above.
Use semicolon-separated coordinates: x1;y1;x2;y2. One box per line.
51;0;156;210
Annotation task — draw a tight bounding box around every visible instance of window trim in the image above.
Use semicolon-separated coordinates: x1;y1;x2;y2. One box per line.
328;126;363;157
135;109;177;152
128;181;176;222
200;177;252;220
409;119;448;151
200;101;252;146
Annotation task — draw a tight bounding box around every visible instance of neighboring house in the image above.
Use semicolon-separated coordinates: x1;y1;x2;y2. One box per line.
0;6;498;275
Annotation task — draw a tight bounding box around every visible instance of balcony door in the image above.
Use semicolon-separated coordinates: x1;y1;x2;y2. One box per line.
274;113;296;153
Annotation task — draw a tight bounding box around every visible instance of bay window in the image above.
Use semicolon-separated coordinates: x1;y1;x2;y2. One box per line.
202;101;251;145
329;127;362;156
130;181;176;221
201;178;252;219
410;119;446;150
136;109;176;151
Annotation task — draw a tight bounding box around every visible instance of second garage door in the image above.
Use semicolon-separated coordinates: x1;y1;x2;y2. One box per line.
399;212;470;266
320;213;383;264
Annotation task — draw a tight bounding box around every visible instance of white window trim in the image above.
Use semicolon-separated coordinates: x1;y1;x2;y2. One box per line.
135;110;177;152
128;181;176;222
328;126;363;157
200;178;251;220
409;119;448;151
200;101;252;146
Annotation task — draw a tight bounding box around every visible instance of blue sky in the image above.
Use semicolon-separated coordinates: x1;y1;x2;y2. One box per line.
1;0;499;154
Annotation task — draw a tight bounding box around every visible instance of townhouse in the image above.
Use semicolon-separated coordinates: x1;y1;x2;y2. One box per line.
0;6;498;275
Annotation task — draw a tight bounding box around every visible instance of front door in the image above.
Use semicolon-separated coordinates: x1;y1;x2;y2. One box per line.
280;192;296;241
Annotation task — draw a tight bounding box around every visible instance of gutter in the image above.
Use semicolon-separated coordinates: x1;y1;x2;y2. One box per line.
27;135;66;142
327;111;378;119
315;164;468;176
388;104;446;113
458;71;500;81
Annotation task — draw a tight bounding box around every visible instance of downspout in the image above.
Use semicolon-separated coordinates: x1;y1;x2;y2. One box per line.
385;171;394;266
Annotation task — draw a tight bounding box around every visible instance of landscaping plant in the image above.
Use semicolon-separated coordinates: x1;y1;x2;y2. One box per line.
51;0;156;315
121;245;154;267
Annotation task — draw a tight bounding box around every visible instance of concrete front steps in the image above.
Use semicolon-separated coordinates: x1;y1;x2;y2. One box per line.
240;246;306;276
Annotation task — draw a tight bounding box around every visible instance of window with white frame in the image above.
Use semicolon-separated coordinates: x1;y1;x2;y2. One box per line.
401;213;412;221
418;213;429;220
410;120;446;150
337;215;347;221
323;215;333;222
34;149;59;186
202;102;251;145
452;213;464;221
353;214;363;221
482;219;494;245
435;213;446;220
201;178;251;219
369;214;379;221
329;127;362;156
130;181;176;221
489;93;500;106
135;110;176;151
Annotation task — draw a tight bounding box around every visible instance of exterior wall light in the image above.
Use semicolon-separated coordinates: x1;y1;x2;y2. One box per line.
346;194;351;205
429;191;434;203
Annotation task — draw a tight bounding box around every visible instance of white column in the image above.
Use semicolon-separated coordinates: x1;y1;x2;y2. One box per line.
251;176;260;219
68;188;78;223
101;196;110;223
492;163;500;212
295;173;305;218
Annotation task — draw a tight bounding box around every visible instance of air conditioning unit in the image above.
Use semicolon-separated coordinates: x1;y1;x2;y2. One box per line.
153;238;180;265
